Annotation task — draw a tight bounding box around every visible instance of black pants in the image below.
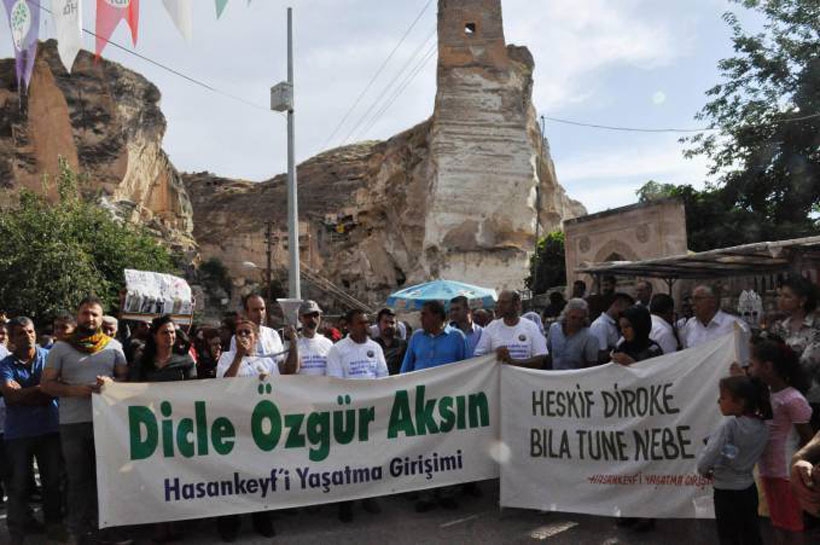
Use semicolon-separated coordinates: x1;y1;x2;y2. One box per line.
0;433;8;500
714;484;762;545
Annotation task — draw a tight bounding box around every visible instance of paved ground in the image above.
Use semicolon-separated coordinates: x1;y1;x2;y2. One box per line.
0;480;801;544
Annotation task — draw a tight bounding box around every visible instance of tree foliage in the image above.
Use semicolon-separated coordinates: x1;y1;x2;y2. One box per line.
683;0;820;237
636;180;780;251
526;230;566;295
0;159;176;323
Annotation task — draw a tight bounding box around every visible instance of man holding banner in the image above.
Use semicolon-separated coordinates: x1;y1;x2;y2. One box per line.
41;296;130;545
326;308;388;521
474;290;547;369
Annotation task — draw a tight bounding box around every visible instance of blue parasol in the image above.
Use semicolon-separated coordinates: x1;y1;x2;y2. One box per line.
385;279;497;311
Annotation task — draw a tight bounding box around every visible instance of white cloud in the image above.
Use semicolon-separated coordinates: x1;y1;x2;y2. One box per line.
556;140;710;213
504;0;689;110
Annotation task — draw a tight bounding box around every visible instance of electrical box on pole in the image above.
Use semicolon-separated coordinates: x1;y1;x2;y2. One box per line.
270;82;293;112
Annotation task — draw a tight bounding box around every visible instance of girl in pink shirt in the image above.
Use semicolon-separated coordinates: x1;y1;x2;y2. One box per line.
748;334;815;542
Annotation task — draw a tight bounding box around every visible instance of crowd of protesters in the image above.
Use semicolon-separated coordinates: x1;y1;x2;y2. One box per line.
1;275;820;544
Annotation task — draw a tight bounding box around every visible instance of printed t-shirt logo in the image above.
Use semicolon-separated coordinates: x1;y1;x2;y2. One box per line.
518;334;527;342
367;350;374;358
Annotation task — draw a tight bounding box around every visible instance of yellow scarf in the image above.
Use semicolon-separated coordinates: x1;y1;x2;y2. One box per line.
69;329;112;354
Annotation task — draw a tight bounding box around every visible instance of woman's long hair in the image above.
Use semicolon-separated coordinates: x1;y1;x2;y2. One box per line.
138;314;175;375
620;305;653;351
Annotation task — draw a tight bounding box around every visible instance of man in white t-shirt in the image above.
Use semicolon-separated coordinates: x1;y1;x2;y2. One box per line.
473;290;547;368
230;294;298;373
327;310;389;380
325;309;387;522
297;300;333;376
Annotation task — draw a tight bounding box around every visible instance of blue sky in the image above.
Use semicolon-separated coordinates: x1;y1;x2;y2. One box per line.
1;0;761;213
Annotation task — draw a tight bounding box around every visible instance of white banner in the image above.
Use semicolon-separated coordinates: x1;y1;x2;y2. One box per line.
121;269;193;323
500;333;737;519
93;357;499;528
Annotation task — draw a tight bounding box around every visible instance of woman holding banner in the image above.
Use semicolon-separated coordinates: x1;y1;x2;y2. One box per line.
131;315;196;383
611;305;663;532
214;318;298;540
216;319;287;379
131;315;196;542
611;306;663;367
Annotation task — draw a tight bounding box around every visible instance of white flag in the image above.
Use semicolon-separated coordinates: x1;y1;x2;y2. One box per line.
162;0;192;42
52;0;82;72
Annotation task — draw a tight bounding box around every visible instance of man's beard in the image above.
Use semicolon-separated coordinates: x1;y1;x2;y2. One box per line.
77;324;98;336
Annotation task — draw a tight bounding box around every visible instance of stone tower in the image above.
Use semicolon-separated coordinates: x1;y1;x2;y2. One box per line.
437;0;507;70
424;0;572;290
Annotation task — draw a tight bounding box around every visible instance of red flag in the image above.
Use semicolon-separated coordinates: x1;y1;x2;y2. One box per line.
95;0;139;58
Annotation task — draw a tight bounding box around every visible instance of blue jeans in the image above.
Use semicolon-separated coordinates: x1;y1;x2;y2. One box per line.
6;432;63;538
60;423;97;536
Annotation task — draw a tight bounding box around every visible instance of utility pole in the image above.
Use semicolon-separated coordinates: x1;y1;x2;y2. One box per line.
264;220;273;300
271;8;301;300
533;115;546;294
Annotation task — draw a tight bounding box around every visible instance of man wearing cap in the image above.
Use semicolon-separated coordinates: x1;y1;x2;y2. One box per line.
101;316;118;339
297;300;334;376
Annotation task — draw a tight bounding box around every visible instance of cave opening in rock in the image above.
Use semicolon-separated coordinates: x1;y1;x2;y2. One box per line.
464;22;476;35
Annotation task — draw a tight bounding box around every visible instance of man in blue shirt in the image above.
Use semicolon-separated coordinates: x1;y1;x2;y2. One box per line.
400;300;467;512
448;295;482;358
401;300;468;373
0;317;64;544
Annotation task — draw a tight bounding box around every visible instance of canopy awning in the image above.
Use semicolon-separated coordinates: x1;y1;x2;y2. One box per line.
575;235;820;280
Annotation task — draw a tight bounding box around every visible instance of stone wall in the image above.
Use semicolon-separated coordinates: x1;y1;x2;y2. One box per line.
564;199;688;295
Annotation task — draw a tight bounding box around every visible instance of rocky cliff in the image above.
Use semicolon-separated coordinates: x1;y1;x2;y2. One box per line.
185;0;585;308
0;40;195;255
0;0;585;311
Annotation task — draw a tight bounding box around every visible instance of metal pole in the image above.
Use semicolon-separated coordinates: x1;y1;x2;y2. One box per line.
286;7;301;299
265;221;273;300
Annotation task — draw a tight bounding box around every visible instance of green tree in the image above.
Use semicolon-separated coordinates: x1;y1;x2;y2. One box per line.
683;0;820;238
0;159;176;322
636;180;770;251
526;230;566;294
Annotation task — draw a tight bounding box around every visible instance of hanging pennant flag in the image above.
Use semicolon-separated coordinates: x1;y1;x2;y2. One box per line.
95;0;139;58
52;0;83;72
162;0;191;42
2;0;40;89
215;0;227;19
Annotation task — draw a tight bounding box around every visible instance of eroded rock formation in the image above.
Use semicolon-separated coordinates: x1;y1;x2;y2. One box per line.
0;0;585;311
185;0;585;307
0;40;195;254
